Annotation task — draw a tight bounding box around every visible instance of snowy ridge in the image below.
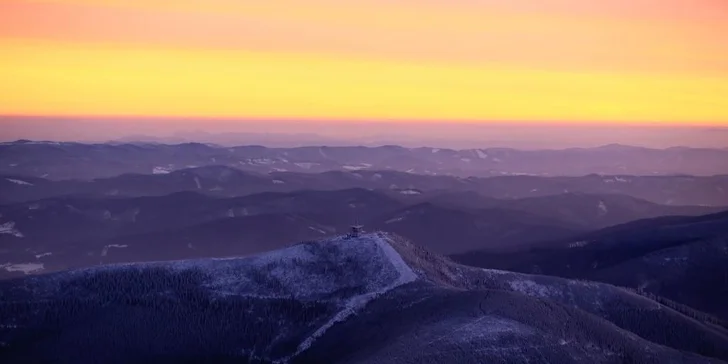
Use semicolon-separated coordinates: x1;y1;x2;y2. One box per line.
278;233;417;363
5;230;727;363
26;233;417;304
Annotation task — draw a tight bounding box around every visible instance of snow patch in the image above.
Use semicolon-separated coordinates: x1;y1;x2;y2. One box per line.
101;244;128;257
569;241;591;248
6;178;33;186
0;222;23;238
1;263;44;275
194;176;202;189
481;268;511;276
343;165;365;171
294;162;317;170
308;226;327;235
399;189;421;195
35;252;52;259
603;176;631;184
508;280;556;298
423;315;533;347
272;179;285;184
152;166;171;174
385;216;405;224
129;209;140;222
248;158;275;165
597;201;608;215
371;173;383;180
318;147;328;158
460;158;471;163
431;148;440;153
476;149;488;159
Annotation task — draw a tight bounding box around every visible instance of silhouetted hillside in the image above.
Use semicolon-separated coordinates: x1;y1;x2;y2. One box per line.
452;211;728;320
369;202;582;254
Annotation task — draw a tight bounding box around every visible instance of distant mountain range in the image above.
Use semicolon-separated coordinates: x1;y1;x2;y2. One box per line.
3;139;728;363
2;232;727;363
3;165;728;206
1;188;723;279
2;140;727;180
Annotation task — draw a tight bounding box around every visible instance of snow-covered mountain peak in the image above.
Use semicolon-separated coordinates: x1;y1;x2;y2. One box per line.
5;233;728;363
193;232;418;301
16;232;421;362
26;232;419;303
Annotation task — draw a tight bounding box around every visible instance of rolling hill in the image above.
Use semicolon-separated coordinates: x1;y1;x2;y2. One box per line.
1;232;727;363
452;211;728;320
3;140;727;179
1;189;722;279
3;165;728;206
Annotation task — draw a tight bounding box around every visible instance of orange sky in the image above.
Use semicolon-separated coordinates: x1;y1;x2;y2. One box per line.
1;0;727;124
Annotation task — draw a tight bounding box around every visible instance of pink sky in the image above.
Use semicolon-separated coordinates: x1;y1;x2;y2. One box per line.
1;0;727;145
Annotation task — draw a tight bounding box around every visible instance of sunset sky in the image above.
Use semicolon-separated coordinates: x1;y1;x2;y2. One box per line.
1;0;727;126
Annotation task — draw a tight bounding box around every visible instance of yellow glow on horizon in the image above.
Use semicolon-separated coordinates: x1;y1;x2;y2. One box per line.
2;40;727;124
2;0;728;124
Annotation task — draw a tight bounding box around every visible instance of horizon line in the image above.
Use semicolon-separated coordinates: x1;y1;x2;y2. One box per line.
2;114;727;128
2;138;724;152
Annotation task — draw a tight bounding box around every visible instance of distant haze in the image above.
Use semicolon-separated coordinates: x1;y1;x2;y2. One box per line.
1;117;727;149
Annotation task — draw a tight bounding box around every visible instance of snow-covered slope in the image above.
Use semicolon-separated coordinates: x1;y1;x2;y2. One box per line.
26;233;415;301
1;233;727;364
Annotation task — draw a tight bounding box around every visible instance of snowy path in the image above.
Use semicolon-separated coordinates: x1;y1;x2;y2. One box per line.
277;233;417;363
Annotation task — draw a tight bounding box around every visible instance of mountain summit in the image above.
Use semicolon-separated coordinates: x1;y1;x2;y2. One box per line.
1;233;727;363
